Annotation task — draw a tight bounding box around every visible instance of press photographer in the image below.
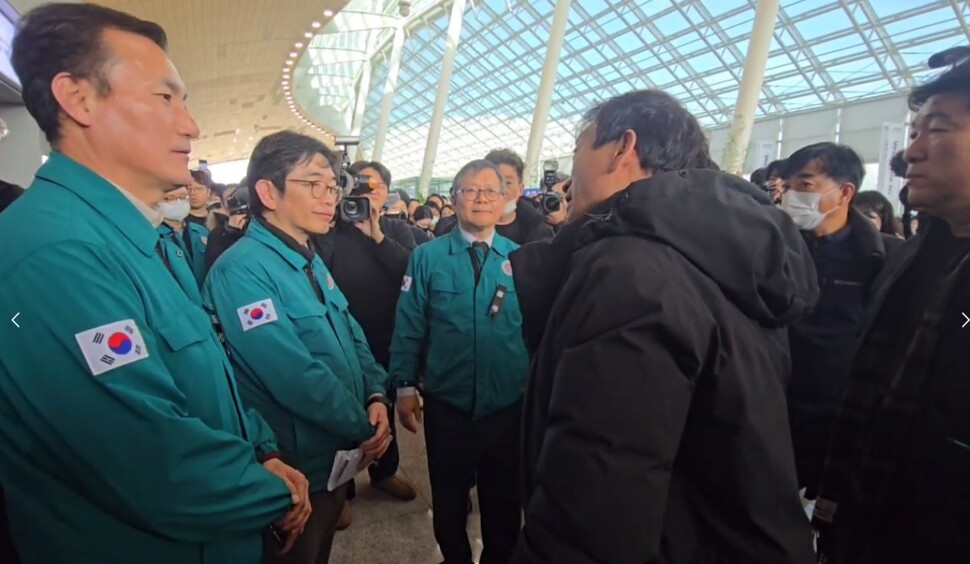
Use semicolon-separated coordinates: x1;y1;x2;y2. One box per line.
204;181;251;274
538;159;569;231
311;157;418;525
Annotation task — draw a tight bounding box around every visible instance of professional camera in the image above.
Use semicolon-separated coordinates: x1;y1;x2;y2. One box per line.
334;136;372;223
539;191;563;214
538;160;564;214
541;159;559;191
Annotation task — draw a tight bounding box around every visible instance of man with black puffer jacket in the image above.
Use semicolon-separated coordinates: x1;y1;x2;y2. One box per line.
509;89;818;564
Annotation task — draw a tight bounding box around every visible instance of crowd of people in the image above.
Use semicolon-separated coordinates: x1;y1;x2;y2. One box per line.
1;3;970;564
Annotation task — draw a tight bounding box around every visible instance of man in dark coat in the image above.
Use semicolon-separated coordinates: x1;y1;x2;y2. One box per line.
509;89;818;564
778;142;900;499
814;51;970;564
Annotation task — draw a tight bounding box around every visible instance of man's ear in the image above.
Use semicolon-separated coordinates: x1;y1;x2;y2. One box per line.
50;72;97;129
254;179;280;212
841;183;857;206
607;129;638;174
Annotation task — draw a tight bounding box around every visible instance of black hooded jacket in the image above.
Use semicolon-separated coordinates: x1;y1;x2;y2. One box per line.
509;169;818;564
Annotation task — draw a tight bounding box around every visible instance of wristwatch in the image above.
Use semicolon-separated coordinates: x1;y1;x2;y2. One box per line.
366;394;392;409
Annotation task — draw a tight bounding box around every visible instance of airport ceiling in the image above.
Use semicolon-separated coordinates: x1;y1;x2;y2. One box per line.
8;0;970;176
10;0;350;166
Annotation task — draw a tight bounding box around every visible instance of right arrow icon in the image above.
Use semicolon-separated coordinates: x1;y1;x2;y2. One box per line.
963;312;969;328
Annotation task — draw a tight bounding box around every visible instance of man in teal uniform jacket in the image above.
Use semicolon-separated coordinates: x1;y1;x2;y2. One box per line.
204;131;393;564
157;185;209;287
391;159;529;564
0;4;309;563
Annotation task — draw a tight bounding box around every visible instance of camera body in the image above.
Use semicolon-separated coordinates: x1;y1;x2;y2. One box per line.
226;184;250;215
539;191;563;214
334;137;372;223
539;159;564;214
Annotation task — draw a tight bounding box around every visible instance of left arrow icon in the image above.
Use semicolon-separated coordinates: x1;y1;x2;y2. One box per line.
10;312;19;328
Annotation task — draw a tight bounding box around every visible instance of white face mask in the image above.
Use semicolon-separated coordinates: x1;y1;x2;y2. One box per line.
503;199;517;216
157;199;191;222
780;190;837;231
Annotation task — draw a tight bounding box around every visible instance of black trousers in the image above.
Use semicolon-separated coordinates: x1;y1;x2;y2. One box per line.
347;387;400;501
262;485;347;564
424;395;521;564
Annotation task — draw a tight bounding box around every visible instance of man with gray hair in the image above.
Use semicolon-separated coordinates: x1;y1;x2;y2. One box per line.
390;159;528;564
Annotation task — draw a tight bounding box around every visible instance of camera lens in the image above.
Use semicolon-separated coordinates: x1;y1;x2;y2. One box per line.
345;201;358;214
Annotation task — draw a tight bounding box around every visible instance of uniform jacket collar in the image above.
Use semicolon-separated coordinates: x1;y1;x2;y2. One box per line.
246;217;317;270
35;152;161;256
447;223;514;258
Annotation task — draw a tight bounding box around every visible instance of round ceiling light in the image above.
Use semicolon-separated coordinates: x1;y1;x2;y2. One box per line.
311;21;321;28
324;9;334;17
304;32;313;38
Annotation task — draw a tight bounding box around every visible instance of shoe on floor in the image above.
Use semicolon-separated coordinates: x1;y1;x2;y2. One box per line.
373;474;417;501
335;500;351;530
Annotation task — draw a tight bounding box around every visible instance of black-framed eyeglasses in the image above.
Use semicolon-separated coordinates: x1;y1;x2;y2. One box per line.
286;178;338;198
457;187;502;201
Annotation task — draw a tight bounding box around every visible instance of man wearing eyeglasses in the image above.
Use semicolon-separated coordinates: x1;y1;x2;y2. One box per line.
203;131;393;564
186;169;213;230
390;159;528;564
310;160;419;528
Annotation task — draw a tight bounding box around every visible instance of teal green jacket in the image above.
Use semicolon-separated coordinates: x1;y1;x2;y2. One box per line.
158;221;208;288
203;219;387;492
0;153;292;564
390;227;529;419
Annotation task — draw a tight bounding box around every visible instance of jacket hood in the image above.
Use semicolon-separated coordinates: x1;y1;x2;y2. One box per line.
579;169;818;326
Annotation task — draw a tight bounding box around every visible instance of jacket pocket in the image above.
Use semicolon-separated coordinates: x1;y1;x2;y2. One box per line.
284;300;330;355
156;308;210;351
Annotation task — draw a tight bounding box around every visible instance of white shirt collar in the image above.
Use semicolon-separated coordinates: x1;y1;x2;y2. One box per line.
112;182;164;228
458;226;495;247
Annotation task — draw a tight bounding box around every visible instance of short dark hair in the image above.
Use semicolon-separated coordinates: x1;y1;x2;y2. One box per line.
348;161;392;187
784;142;865;189
852;190;898;236
426;194;444;209
484;149;525;183
581;89;714;174
246;131;334;218
765;159;788;180
12;3;167;144
394;189;410;205
412;205;434;222
909;58;970;111
190;169;213;189
749;167;768;185
890;149;908;179
450;159;506;198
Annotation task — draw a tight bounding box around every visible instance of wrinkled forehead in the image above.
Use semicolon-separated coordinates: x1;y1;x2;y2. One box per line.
914;92;970;123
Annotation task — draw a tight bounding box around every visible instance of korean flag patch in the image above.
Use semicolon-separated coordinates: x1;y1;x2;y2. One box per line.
401;275;413;293
75;319;149;376
237;299;278;332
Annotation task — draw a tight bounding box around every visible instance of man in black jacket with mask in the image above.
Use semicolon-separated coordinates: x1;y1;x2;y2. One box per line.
312;160;417;526
778;142;899;501
509;89;817;564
